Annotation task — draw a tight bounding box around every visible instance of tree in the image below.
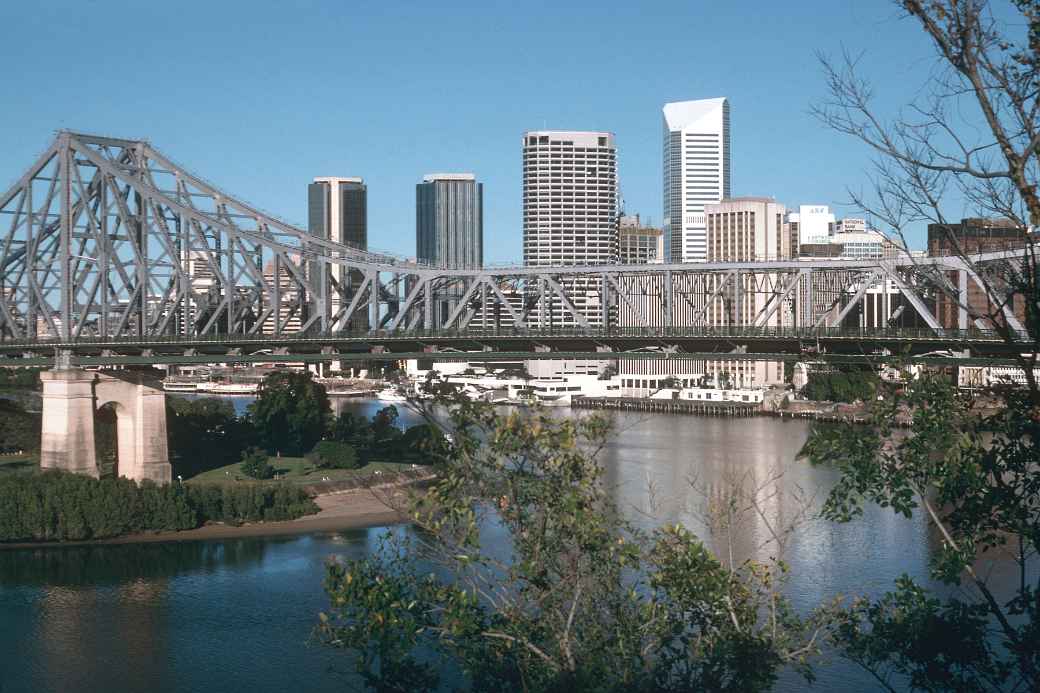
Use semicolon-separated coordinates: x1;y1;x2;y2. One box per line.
329;410;372;447
248;371;331;456
239;447;274;480
394;423;450;465
0;398;40;453
808;2;1040;688
804;371;1039;691
307;440;360;470
167;396;255;478
369;405;403;455
316;401;822;692
813;0;1039;394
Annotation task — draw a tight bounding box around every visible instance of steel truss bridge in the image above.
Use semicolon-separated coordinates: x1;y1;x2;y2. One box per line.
0;132;1033;368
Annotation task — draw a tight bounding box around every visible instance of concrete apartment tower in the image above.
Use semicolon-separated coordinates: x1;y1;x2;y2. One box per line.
662;98;730;262
522;130;618;327
307;177;367;331
416;173;483;269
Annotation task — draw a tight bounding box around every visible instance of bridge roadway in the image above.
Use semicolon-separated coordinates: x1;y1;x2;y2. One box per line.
0;326;1032;368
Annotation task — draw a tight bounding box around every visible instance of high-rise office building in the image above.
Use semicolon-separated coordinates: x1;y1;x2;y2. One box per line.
618;214;664;264
928;217;1031;330
522;130;618;326
786;205;835;247
416;173;483;269
307;177;367;330
308;177;367;249
702;196;790;387
662;98;730;263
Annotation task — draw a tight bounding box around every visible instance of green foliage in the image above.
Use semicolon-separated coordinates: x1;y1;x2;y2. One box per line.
828;575;1001;692
0;472;195;541
329;406;445;465
0;472;319;542
248;370;331;455
183;483;318;524
0;398;40;453
329;411;372;446
0;367;43;389
801;368;879;403
316;400;819;692
370;405;402;450
167;396;256;478
394;423;449;465
716;370;734;390
239;446;274;480
307;440;360;470
805;372;1040;690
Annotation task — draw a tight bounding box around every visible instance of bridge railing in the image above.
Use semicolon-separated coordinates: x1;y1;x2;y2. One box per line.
1;325;1032;349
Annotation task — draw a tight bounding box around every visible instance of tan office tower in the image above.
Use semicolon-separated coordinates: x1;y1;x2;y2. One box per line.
702;197;790;387
522;130;618;327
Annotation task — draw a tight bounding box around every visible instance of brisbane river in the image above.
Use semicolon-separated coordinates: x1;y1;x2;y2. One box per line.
0;398;982;692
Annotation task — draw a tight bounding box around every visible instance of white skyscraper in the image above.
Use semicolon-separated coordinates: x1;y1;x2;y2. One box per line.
662;98;731;262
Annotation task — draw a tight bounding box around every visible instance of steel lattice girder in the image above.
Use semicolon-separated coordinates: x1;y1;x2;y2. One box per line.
0;131;1030;342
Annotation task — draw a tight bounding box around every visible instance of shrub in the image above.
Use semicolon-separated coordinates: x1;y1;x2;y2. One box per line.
307;440;360;470
0;472;319;543
0;399;41;453
239;447;274;480
395;424;450;465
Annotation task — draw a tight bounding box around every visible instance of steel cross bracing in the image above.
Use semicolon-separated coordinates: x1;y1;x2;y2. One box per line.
0;131;1031;347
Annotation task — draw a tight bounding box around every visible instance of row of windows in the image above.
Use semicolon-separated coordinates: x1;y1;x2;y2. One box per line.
523;152;615;158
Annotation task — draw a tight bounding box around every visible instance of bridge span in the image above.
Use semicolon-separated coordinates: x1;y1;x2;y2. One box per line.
0;326;1031;368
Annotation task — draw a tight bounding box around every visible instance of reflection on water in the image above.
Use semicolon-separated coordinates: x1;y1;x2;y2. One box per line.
0;403;982;692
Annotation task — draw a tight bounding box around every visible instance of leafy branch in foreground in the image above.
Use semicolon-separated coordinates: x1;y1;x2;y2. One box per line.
803;372;1040;691
316;400;823;692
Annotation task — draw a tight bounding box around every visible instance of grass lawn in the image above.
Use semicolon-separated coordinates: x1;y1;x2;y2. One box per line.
186;455;419;486
0;454;38;476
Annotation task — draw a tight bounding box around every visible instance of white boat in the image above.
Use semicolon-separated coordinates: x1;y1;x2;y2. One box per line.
375;387;408;402
162;380;199;392
200;382;259;395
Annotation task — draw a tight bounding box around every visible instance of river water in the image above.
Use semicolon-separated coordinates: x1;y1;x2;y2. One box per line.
0;398;986;692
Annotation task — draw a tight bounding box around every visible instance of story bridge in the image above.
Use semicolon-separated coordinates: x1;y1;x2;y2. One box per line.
0;131;1033;369
0;131;1034;484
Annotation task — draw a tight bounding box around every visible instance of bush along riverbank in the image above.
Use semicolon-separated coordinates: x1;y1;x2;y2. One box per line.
0;471;319;543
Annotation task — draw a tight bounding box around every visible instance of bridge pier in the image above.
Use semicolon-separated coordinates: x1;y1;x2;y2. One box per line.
40;369;171;484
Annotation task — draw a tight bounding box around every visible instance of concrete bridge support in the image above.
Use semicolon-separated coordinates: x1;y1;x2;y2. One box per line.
39;369;172;484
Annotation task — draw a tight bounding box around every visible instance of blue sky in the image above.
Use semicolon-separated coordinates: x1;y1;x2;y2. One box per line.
0;1;967;260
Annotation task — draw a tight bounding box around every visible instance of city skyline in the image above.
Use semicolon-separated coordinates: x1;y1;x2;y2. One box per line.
0;1;995;263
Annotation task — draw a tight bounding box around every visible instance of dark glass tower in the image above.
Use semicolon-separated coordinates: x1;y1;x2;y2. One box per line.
307;177;367;332
415;174;483;269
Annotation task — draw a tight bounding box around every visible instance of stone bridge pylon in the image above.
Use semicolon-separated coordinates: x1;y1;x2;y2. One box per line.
39;369;171;484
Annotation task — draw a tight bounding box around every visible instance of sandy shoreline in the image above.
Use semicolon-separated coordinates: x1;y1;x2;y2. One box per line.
0;488;410;550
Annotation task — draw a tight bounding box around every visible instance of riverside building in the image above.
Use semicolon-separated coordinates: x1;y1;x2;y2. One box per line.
662;98;731;262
